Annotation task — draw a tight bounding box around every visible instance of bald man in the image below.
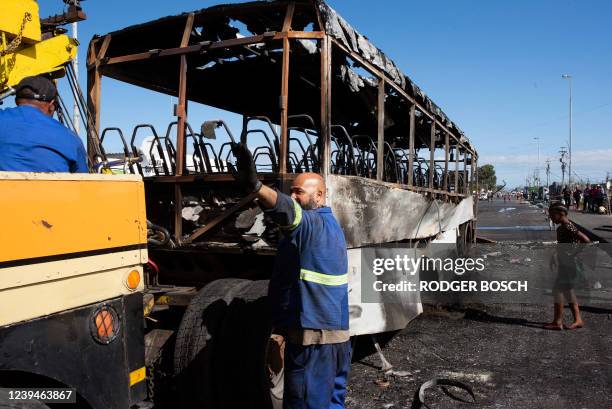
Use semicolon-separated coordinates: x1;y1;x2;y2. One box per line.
231;143;350;409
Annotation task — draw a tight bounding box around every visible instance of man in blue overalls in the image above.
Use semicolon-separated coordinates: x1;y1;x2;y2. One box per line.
0;76;88;173
232;143;351;409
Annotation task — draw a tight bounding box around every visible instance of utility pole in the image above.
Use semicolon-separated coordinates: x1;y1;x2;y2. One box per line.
562;74;573;187
560;147;568;187
525;176;529;193
545;159;551;188
533;137;540;187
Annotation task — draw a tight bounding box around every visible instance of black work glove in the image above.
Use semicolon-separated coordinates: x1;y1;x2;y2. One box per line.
230;143;262;193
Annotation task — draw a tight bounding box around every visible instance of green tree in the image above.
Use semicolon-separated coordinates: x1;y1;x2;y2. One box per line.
478;164;497;190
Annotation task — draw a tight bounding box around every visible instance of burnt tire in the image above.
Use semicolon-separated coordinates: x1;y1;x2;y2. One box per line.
173;279;278;409
173;278;252;409
214;279;278;409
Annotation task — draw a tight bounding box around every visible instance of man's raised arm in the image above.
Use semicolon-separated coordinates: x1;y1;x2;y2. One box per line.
230;143;298;228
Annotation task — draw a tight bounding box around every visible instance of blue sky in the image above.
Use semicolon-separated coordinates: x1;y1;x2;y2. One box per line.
35;0;612;187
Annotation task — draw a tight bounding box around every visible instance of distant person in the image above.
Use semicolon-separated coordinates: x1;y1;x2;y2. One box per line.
562;186;571;209
545;203;591;331
583;185;591;212
0;76;88;173
573;188;582;210
593;185;604;211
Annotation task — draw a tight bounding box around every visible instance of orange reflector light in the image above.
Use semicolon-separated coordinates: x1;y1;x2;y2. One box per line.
126;270;141;290
94;309;115;341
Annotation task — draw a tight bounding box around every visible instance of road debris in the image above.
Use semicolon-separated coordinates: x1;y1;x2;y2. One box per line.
413;377;476;409
498;207;516;213
374;379;391;389
385;369;412;378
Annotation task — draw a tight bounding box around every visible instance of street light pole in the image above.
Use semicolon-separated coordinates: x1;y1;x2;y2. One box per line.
560;147;568;187
533;137;540;187
562;74;572;187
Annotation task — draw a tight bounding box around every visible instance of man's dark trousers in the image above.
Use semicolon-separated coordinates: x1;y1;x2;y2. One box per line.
283;341;352;409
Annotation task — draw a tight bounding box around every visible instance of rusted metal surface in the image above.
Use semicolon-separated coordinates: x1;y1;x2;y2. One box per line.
87;1;475;151
429;122;435;191
86;0;478;253
464;151;469;195
41;5;87;29
81;2;483;347
183;192;257;243
376;79;384;181
86;34;111;157
455;147;460;193
282;2;296;32
279;35;290;175
444;132;449;192
317;1;474;154
175;13;195;177
407;104;416;186
173;184;183;244
319;34;331;178
328;175;474;248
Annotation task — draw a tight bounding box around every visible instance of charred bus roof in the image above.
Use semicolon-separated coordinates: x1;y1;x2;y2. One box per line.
87;0;478;248
88;0;475;153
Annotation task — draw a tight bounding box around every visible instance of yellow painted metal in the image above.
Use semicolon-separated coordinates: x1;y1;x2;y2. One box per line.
0;0;41;44
129;367;147;386
1;34;78;90
1;263;144;327
0;172;147;263
0;0;79;93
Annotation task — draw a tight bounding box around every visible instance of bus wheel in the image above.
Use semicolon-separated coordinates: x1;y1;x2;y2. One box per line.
173;278;252;408
214;279;281;409
173;279;280;409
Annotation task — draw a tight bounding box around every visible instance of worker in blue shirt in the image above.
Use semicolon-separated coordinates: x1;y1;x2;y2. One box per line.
0;75;88;173
231;143;351;409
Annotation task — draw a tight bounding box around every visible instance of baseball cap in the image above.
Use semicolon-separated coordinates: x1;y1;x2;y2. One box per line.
15;76;58;102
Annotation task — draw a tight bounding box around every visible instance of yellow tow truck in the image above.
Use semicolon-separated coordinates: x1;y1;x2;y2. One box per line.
0;2;148;408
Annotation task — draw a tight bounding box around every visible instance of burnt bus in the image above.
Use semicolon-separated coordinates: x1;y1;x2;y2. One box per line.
20;0;482;407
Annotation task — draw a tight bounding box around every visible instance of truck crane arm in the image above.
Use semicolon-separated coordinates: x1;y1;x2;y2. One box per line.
0;0;82;98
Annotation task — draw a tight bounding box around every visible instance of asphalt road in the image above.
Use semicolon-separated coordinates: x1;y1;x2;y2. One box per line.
569;211;612;242
476;199;555;242
347;304;612;409
346;198;612;409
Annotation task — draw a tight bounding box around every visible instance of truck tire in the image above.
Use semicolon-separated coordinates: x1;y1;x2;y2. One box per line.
173;278;253;409
174;279;280;409
213;279;279;409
